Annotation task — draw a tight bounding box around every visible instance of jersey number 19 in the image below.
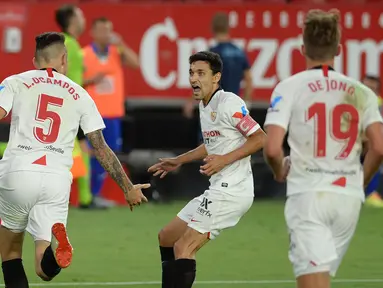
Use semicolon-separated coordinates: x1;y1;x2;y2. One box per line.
306;103;359;159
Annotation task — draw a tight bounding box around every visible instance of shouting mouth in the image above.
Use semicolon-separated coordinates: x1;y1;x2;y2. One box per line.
192;85;201;93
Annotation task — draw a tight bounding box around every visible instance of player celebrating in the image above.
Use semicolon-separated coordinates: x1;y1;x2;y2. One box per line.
148;51;265;288
0;32;148;288
263;9;383;288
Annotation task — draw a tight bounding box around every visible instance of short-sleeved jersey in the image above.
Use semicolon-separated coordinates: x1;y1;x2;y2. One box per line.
200;89;259;197
0;69;105;178
264;66;383;201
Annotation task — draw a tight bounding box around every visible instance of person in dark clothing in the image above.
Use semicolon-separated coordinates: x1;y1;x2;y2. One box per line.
210;12;253;102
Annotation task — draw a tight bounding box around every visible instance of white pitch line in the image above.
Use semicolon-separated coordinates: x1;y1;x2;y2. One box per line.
0;279;382;286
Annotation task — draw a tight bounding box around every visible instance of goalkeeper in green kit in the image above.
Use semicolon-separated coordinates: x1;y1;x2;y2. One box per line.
55;4;110;209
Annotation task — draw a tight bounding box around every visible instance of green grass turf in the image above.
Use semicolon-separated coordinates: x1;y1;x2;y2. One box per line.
1;200;383;287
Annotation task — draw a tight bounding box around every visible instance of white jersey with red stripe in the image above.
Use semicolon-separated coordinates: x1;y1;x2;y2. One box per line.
0;69;105;178
199;89;259;196
264;66;383;201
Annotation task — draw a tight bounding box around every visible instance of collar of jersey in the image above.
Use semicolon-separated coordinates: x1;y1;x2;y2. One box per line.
204;87;222;107
310;65;335;71
40;68;58;72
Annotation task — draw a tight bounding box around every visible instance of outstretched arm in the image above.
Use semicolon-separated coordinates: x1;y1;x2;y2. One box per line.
177;144;208;164
86;129;134;196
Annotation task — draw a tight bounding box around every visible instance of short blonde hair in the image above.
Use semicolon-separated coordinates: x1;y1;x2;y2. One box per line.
303;9;341;61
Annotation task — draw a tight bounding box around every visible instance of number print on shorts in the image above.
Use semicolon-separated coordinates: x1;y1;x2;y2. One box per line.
33;94;64;144
306;103;359;159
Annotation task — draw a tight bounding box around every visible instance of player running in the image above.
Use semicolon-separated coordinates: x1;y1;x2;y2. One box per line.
148;51;266;288
263;9;383;288
0;32;148;288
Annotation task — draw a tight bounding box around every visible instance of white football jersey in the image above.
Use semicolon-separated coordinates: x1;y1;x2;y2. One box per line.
264;66;383;201
199;89;260;197
0;69;105;178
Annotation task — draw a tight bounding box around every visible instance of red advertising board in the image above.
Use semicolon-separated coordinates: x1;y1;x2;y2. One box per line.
0;3;381;101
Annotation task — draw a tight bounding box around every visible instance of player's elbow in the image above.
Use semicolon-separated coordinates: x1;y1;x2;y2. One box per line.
249;129;266;150
263;142;281;160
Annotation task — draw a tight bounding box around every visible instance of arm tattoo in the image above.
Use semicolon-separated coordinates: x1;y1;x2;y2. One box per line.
86;129;134;195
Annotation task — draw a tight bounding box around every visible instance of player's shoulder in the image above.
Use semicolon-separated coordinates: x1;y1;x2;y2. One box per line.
275;70;315;91
54;73;89;97
0;70;36;89
7;70;36;80
336;73;376;99
218;90;245;107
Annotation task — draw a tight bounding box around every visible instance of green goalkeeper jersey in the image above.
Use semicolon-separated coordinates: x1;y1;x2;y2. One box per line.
63;33;83;86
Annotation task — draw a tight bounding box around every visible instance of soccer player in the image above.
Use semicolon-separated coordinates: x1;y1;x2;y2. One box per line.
0;32;148;288
361;75;383;207
148;51;266;288
263;9;383;288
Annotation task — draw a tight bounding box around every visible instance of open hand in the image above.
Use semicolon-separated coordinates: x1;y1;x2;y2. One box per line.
274;156;290;182
200;154;229;177
148;158;181;178
126;183;150;211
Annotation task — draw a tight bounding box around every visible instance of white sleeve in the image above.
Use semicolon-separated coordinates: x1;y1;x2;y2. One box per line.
264;82;294;131
80;93;106;134
225;96;260;137
362;88;383;131
0;78;16;116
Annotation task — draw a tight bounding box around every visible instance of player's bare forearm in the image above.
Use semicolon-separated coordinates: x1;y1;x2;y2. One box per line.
177;144;208;164
263;125;286;177
264;148;285;177
224;129;266;165
86;130;134;195
363;150;383;187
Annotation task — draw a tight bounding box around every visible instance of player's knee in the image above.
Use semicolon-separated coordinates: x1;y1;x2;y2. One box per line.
158;228;173;247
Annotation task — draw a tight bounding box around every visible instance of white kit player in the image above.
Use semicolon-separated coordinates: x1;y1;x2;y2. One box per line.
263;9;383;288
0;32;148;288
148;51;266;288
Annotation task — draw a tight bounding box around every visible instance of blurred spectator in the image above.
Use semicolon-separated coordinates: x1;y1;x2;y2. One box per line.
82;17;139;201
210;12;253;103
362;75;383;207
56;4;107;209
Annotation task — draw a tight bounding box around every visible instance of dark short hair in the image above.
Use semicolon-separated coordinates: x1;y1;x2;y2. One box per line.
363;74;381;88
55;4;76;32
189;51;223;75
92;17;110;27
35;32;65;51
35;32;65;62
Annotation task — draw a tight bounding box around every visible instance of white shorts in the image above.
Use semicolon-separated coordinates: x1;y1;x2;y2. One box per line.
177;189;253;240
285;191;362;278
0;171;71;242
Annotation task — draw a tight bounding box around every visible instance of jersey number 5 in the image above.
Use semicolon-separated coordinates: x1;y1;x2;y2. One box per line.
306;103;359;159
33;94;63;144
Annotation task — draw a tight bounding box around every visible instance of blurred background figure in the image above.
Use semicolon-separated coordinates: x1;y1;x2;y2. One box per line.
362;74;383;207
210;12;253;104
55;4;107;209
82;17;139;203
